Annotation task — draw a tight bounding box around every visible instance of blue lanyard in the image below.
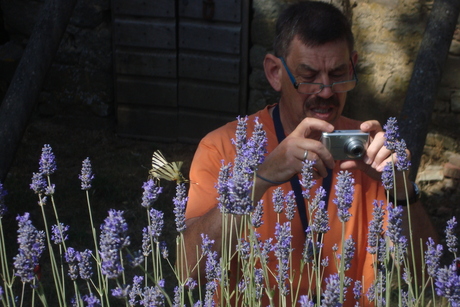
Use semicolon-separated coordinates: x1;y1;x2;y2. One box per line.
272;104;332;234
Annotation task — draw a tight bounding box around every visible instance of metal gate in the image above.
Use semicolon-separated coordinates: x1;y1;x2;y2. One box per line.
112;0;249;143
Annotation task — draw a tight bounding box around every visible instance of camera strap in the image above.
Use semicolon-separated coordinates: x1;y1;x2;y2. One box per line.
272;104;332;235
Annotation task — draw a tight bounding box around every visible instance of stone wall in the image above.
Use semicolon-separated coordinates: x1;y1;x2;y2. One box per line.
250;0;460;138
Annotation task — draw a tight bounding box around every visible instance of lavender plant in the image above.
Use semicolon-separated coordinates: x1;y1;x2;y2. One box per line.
0;118;459;307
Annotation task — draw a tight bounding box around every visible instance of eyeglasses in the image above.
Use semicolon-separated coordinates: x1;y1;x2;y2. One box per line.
279;57;358;95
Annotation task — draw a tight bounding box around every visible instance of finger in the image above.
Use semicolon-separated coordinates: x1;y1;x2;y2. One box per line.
291;117;334;139
360;120;383;135
296;140;335;170
364;131;387;165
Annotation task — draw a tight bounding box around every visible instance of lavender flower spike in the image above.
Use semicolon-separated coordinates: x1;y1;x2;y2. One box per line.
395;139;411;172
333;170;355;223
300;159;316;199
79;157;94;190
77;249;93;280
381;162;394;191
0;183;7;218
435;259;460;306
173;183;188;232
367;200;385;255
445;216;458;255
30;172;47;195
51;223;69;245
141;179;163;208
383;117;399;151
39;144;57;175
149;208;164;243
65;247;79;280
322;273;342;306
424;237;443;278
99;209;130;279
13;213;46;283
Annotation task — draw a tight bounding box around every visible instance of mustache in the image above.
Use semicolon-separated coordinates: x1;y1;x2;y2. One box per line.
304;96;340;109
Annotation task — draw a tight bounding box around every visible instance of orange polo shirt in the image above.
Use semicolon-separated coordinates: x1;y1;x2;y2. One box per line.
186;105;387;306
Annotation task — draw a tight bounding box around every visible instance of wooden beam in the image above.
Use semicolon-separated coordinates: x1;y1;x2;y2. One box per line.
399;0;460;180
0;0;77;182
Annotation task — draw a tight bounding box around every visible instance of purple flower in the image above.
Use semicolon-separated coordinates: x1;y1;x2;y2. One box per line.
311;201;330;234
272;187;284;214
300;160;316;199
141;179;163;208
302;228;314;263
446;216;458;255
237;238;251;260
173;286;182;307
142;227;151;257
39;144;57;175
321;256;329;267
160;241;168;259
367;200;385;254
173;183;188;232
79;157;94;190
299;295;315;307
310;186;326;212
386;203;407;264
395;139;411;171
383;117;399;151
65;247;79;280
201;233;215;256
381;162;394;190
112;285;130;299
30;172;47;195
51;223;69;245
226;170;253;215
13;213;45;283
77;249;93;280
232;116;267;173
241;117;268;170
0;183;7;218
129;275;144;306
425;237;443;278
140;283;165;306
205;251;220;281
99;209;130;279
82;293;101;307
258;237;273;265
254;268;265;300
343;236;355;271
435;259;460;306
251;200;264;228
127;250;144;268
149;208;164;243
216;162;232;214
353;280;363;301
333;171;355;223
284;191;296;221
322;273;342;306
274;222;293;296
185;277;198;290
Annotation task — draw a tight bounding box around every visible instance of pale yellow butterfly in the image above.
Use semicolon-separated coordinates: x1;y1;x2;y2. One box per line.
149;150;189;184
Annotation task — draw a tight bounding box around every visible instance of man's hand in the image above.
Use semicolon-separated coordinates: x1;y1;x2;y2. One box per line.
256;117;335;186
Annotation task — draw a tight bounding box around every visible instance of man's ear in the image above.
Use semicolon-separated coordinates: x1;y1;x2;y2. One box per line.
263;54;282;92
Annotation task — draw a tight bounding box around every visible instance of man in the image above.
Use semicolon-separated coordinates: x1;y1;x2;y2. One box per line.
181;1;436;305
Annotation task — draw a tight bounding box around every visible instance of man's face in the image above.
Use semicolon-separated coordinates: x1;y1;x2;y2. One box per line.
279;36;356;129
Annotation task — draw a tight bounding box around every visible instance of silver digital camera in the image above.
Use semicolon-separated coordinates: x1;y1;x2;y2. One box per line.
321;130;369;160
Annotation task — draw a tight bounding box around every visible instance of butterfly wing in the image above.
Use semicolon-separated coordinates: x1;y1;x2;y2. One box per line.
150;150;189;183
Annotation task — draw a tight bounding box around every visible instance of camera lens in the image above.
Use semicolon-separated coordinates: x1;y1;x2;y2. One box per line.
344;138;365;158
